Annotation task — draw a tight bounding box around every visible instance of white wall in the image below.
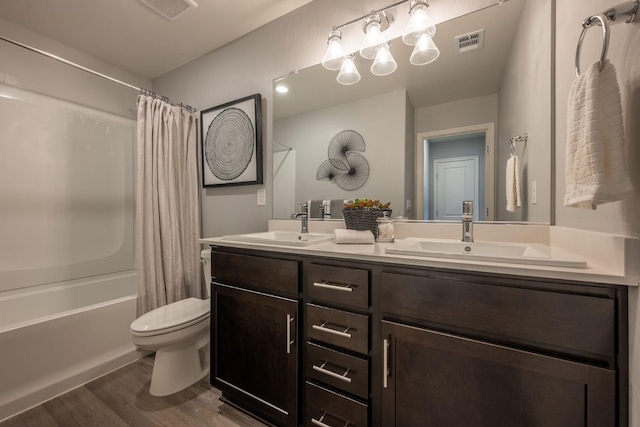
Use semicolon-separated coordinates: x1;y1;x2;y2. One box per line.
415;94;499;136
274;90;408;217
555;1;640;424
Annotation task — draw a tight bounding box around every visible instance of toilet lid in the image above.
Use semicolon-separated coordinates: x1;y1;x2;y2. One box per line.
130;297;210;335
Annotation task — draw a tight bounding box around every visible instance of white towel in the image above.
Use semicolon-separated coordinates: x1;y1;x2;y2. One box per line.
506;154;521;212
334;229;375;244
564;60;634;209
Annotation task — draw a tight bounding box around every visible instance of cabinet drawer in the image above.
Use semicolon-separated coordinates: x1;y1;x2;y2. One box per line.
306;342;369;399
381;272;616;363
307;304;369;355
306;382;368;427
211;251;299;295
307;264;369;309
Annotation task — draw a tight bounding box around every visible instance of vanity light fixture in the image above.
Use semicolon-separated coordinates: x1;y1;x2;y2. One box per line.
321;30;346;70
402;0;436;45
371;42;398;76
323;0;440;85
337;54;361;85
410;32;440;65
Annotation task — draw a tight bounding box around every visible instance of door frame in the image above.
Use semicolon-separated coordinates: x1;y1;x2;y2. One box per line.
415;123;495;220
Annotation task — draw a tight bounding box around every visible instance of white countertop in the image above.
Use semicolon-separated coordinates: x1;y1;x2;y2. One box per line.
200;223;639;286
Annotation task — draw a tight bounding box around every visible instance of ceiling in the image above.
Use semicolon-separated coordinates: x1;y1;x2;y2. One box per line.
0;0;314;79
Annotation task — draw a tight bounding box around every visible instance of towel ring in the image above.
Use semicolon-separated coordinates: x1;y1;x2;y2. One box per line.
575;14;610;77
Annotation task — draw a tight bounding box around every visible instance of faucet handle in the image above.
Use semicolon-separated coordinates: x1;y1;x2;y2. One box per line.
300;202;308;213
462;200;474;216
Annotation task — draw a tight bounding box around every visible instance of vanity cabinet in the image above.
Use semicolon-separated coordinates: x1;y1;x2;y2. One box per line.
206;244;628;427
379;269;626;427
210;249;300;427
303;263;371;427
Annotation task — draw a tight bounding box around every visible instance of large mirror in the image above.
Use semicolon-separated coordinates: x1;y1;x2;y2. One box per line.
273;0;552;222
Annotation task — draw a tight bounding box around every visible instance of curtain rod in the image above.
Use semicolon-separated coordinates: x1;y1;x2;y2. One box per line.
0;34;196;113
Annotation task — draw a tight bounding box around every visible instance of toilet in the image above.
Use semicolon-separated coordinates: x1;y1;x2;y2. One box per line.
130;249;212;396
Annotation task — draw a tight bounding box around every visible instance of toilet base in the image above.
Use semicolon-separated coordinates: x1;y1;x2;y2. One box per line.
149;334;210;396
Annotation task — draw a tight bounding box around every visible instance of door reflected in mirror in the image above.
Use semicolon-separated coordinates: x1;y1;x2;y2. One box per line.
273;0;552;223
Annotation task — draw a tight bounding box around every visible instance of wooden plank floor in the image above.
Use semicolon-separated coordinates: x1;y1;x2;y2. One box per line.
0;355;267;427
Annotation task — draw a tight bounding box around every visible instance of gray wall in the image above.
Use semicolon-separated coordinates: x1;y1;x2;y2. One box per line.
152;0;499;238
555;0;640;422
498;0;552;223
274;90;408;217
0;18;148;119
415;94;499;136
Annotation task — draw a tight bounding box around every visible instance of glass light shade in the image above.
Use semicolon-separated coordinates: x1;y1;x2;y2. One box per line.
402;1;436;46
359;16;384;59
322;30;346;71
371;43;397;76
337;55;361;85
410;33;440;65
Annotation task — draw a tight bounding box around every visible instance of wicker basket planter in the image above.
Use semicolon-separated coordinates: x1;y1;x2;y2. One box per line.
342;208;392;239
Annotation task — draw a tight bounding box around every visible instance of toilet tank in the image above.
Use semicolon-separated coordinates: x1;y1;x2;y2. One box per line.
201;249;212;298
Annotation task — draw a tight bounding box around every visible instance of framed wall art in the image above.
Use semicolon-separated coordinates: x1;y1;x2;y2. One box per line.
200;93;262;187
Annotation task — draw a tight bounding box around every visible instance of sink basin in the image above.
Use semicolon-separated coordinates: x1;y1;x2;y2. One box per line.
222;231;334;246
385;238;587;268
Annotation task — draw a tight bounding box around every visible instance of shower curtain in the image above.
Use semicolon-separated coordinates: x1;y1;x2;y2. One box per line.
135;95;201;316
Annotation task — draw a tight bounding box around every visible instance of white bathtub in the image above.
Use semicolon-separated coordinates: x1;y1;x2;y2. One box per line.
0;271;145;422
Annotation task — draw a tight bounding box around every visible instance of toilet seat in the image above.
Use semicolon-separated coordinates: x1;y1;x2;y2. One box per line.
131;297;210;337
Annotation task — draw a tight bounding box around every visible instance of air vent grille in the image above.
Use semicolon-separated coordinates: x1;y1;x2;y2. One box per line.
454;29;485;53
139;0;198;21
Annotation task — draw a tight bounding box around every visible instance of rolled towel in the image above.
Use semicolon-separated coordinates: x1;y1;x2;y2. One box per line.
334;229;375;244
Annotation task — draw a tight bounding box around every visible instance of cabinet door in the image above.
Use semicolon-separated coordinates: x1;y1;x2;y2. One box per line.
381;320;615;427
213;283;298;427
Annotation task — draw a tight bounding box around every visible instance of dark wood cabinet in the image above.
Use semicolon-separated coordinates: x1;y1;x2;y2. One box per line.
381;320;616;427
210;249;300;427
378;269;626;427
207;245;628;427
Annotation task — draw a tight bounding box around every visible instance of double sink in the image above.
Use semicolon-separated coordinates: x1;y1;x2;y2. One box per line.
222;231;587;269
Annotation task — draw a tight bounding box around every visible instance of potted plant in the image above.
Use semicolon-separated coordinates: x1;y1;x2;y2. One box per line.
342;199;392;238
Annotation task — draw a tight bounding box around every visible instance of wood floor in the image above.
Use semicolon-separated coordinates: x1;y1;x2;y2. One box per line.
0;355;267;427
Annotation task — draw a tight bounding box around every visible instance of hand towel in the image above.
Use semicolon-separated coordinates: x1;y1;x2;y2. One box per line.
564;60;634;209
330;199;346;219
308;200;323;218
334;229;375;244
506;154;521;212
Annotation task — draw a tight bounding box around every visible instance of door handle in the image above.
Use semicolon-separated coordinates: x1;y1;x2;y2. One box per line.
286;314;295;354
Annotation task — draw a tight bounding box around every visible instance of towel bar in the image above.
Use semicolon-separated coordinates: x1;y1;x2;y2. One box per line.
575;0;638;77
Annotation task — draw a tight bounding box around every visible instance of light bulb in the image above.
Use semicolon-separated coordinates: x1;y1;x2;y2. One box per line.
337;55;361;85
359;15;385;60
410;33;440;65
322;30;346;71
371;43;397;76
403;0;436;46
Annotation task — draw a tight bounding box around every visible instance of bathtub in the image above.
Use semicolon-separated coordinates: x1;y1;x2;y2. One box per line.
0;271;145;422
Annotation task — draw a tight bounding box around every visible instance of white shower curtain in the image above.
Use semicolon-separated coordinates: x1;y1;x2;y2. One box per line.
135;95;201;316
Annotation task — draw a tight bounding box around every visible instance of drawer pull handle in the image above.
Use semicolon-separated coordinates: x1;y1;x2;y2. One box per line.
286;314;295;354
311;412;350;427
312;361;352;383
313;281;353;292
312;322;352;338
383;338;390;389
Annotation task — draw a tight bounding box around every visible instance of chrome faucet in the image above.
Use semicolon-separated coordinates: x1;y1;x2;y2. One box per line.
461;200;474;243
292;202;309;234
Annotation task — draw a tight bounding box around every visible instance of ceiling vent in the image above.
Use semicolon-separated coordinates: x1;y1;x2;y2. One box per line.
138;0;198;21
454;29;485;53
